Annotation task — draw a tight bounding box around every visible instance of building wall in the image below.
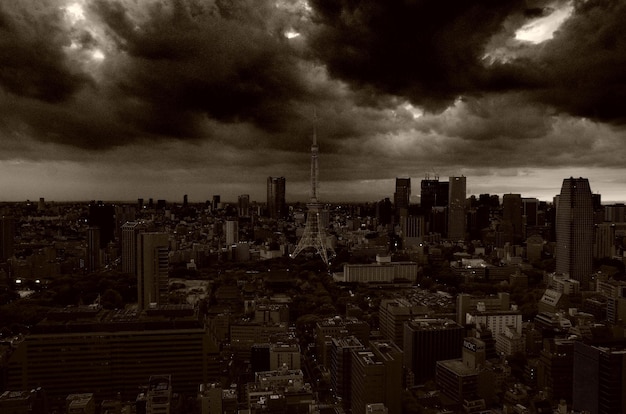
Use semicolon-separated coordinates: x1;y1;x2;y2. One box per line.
403;318;464;384
137;232;169;310
6;325;214;400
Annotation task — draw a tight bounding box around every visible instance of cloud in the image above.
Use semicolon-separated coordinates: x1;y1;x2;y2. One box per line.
0;1;92;102
529;0;626;123
307;0;528;112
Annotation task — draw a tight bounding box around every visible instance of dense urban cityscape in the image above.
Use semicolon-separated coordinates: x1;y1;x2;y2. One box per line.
3;1;626;414
1;172;626;414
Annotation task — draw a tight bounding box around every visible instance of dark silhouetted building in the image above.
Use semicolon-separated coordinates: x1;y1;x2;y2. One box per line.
0;216;15;262
403;318;464;384
448;176;466;241
573;339;626;414
5;306;215;401
88;202;115;248
266;177;286;219
87;227;101;272
555;177;594;289
394;177;411;218
502;193;523;245
238;194;250;217
351;340;403;414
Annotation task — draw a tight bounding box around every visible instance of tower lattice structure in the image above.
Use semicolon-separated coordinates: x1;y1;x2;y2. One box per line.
291;119;335;265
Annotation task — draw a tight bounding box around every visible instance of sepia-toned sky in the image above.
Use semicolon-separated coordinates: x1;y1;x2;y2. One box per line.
1;0;626;203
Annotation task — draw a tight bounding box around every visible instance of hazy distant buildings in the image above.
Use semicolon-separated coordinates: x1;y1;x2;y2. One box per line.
238;194;250;217
137;232;169;310
225;220;239;246
555;177;594;289
266;177;286;219
448;176;466;241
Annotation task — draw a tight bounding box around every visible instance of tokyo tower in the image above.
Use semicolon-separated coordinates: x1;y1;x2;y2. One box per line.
290;118;335;265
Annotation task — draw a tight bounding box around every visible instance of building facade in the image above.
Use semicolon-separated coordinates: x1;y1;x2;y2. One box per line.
555;177;594;289
137;232;169;310
448;176;466;241
266;177;287;219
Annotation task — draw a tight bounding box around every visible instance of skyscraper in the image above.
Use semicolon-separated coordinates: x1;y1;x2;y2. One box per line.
137;232;169;310
87;227;101;272
238;194;250;217
267;177;286;219
555;177;594;289
403;318;464;384
502;193;523;245
88;201;115;248
448;176;466;241
394;177;411;217
420;177;448;210
121;221;143;275
573;339;626;414
225;220;239;246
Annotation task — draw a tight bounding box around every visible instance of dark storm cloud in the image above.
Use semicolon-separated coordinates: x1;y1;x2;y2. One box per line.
91;0;314;138
528;0;626;123
0;1;91;102
307;0;527;112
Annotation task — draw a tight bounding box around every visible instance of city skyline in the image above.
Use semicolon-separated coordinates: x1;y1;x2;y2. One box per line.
1;1;626;203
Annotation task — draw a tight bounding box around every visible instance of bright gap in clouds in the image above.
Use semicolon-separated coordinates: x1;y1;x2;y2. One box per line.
515;2;574;43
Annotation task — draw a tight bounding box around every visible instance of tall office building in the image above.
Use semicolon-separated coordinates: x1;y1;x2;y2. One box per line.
403;318;464;384
394;177;411;217
330;337;364;403
238;194;250;217
448;176;467;241
420;177;448;210
212;195;221;210
137;232;169;310
573;339;626;414
88;201;115;248
225;220;239;246
267;177;286;219
555;177;594;289
121;221;143;275
0;216;15;262
350;340;403;414
502;194;523;245
87;227;101;272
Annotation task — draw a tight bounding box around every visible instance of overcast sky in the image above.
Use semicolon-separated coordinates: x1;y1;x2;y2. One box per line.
1;0;625;204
